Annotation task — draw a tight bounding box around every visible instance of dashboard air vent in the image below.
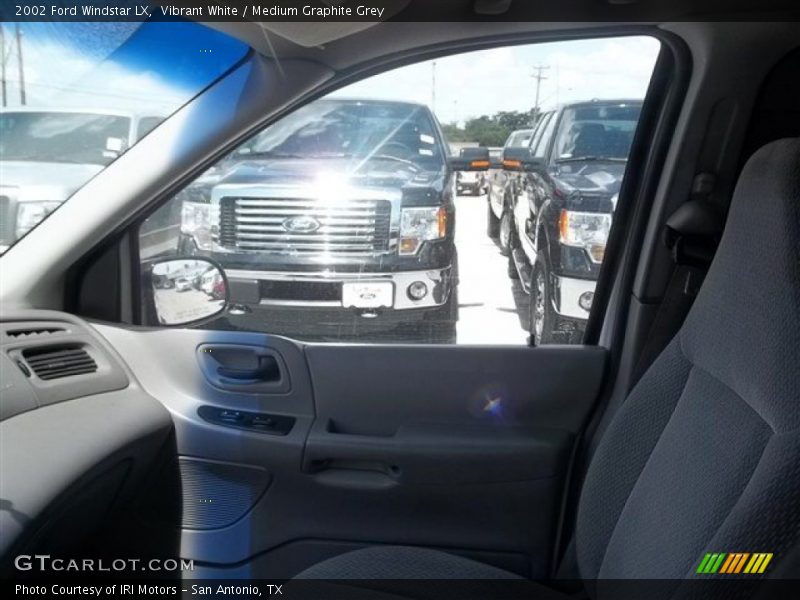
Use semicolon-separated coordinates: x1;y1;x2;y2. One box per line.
7;327;66;339
22;345;97;380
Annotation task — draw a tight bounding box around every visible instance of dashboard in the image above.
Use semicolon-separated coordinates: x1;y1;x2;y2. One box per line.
0;311;173;569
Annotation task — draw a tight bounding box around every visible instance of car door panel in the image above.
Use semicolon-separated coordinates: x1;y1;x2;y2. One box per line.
92;323;606;577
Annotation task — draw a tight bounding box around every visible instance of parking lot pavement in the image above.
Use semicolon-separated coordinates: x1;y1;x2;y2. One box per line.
453;193;531;345
154;287;224;324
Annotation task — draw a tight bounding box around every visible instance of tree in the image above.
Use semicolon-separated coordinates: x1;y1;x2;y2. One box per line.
494;110;534;132
441;122;469;143
463;115;508;147
440;109;540;147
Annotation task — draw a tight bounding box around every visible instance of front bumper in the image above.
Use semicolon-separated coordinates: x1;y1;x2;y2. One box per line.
551;275;596;321
225;266;455;312
457;179;482;192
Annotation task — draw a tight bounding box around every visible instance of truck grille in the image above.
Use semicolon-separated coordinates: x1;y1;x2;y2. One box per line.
216;197;392;256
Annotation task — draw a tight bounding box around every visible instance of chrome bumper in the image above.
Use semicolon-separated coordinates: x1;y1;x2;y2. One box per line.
552;275;596;320
226;267;454;310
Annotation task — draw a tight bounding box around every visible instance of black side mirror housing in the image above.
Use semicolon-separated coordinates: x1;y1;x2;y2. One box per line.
502;147;535;171
448;146;490;171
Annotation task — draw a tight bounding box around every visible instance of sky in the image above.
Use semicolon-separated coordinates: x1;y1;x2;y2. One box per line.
0;24;659;127
0;22;245;113
332;36;661;125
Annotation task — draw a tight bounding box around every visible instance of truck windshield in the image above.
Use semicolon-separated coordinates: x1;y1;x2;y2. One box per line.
0;21;247;255
0;112;131;166
240;100;445;170
506;130;533;147
553;104;641;161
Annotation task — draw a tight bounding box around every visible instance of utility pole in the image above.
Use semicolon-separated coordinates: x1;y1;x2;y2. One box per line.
0;25;7;107
15;24;25;106
431;61;437;114
531;64;549;118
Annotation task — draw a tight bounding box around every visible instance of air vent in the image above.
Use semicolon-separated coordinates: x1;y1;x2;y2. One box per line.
7;327;66;339
22;345;97;380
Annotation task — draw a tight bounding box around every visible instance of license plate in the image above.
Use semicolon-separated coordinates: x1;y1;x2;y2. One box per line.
342;281;394;309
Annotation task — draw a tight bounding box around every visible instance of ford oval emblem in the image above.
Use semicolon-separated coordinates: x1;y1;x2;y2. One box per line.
282;215;321;234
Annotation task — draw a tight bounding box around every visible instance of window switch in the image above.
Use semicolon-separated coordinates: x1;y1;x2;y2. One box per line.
198;406;294;435
218;410;243;423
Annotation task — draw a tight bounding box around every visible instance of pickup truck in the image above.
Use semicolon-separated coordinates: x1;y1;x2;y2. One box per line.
503;99;641;344
0;109;164;254
486;128;534;254
177;98;487;342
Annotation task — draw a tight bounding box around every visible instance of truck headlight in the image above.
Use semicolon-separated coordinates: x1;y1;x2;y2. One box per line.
399;207;447;255
181;201;218;250
558;209;612;264
16;201;61;238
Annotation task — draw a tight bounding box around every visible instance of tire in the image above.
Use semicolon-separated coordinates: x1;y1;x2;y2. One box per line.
507;252;520;280
529;254;558;346
505;217;520;280
487;201;500;238
498;207;514;257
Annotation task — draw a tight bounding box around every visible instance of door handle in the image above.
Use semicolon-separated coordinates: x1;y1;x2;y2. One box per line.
216;356;279;382
197;344;288;392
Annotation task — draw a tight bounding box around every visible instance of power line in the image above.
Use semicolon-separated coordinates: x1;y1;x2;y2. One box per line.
1;25;7;107
531;64;550;115
431;61;436;114
15;24;25;105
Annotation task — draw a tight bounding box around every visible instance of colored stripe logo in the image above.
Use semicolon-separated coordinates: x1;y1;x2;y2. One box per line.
697;552;773;574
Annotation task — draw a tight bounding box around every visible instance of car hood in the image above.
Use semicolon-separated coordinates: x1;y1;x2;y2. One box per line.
212;157;444;190
0;161;103;201
554;161;626;196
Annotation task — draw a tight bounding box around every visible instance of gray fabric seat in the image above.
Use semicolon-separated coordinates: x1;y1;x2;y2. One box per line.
296;139;800;593
296;546;524;579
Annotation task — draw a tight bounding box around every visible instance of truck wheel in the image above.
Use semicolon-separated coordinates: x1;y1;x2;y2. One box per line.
486;201;500;238
503;210;520;280
507;250;520;280
529;255;557;345
499;208;514;257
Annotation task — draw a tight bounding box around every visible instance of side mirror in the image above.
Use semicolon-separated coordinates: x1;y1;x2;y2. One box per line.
145;257;229;326
502;147;532;171
448;146;490;171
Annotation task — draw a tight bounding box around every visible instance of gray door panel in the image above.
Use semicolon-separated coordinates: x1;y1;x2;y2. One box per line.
93;324;606;577
306;344;606;434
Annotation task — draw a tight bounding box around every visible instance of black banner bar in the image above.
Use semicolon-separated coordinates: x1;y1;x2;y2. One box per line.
6;578;800;599
1;0;800;22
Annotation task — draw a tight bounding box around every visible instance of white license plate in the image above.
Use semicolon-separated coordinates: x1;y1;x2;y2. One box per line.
342;281;394;309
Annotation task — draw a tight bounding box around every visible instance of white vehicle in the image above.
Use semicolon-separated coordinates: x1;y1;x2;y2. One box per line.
174;277;193;292
200;269;220;295
0;109;164;253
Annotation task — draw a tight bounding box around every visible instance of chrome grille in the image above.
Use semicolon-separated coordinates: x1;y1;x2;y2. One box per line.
217;197;392;256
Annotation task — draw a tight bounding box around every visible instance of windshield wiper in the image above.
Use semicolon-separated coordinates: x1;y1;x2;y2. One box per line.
556;156;628;164
237;150;305;159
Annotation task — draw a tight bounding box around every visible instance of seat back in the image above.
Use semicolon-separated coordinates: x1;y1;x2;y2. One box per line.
575;139;800;594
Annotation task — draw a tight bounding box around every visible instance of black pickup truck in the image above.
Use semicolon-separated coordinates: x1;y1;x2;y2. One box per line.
486;128;534;254
176;98;487;342
503;99;642;344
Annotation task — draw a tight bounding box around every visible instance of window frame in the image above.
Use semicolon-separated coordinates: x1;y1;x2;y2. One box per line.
527;112;551;155
532;111;558;160
65;29;688;355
